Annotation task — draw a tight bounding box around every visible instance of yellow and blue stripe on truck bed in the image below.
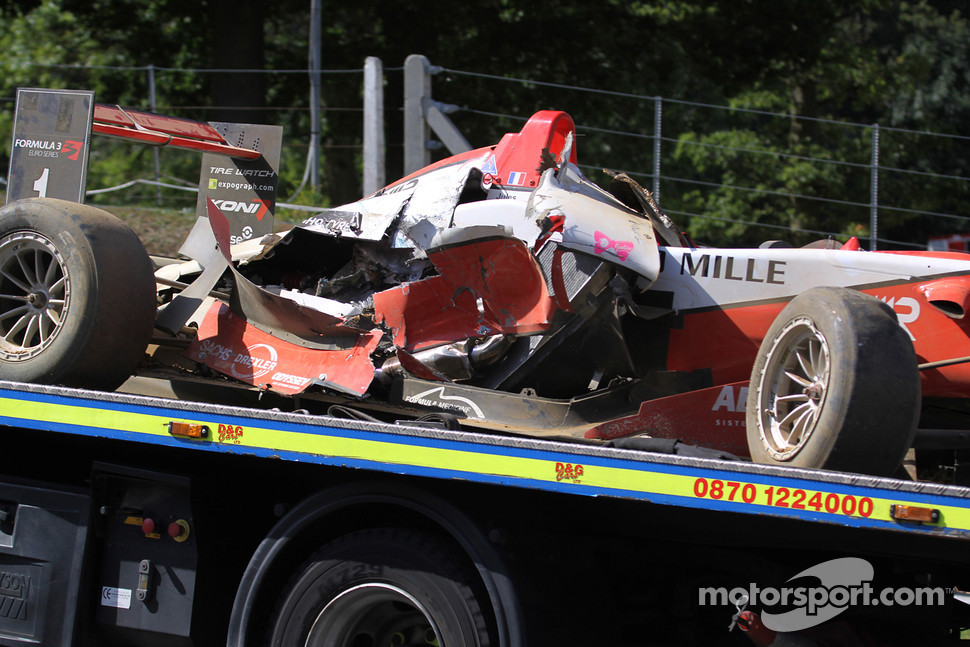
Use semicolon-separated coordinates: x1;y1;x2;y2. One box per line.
2;379;969;539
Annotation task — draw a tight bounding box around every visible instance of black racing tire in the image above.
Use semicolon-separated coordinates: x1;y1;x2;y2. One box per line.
0;198;156;391
746;287;921;475
266;528;493;647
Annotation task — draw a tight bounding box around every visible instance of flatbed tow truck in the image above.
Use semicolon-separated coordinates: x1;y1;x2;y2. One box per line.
4;378;970;646
4;89;970;646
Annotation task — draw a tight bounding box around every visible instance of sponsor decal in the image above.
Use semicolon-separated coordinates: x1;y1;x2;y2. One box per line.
207;165;276;178
196;122;281;249
594;231;635;261
271;372;312;388
62;140;83;160
229;343;278;380
680;253;786;285
232;225;254;245
188;304;380;396
301;212;361;236
712;384;748;427
375;177;418;197
481;155;498;175
404;386;485;418
195;340;279;381
712;384;748;413
211;198;271;221
12;137;84;161
877;295;920;341
13;138;60;151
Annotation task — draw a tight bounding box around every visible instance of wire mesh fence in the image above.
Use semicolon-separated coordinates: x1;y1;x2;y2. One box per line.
4;59;968;250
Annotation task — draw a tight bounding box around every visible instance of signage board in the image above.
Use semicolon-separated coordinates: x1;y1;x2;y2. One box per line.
6;88;95;203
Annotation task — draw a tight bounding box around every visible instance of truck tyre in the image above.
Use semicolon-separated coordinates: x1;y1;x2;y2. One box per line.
0;198;156;391
746;287;920;475
266;528;493;647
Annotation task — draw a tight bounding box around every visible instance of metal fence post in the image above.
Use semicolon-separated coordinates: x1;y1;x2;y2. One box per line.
363;57;385;196
653;96;662;203
870;124;880;251
148;64;161;205
404;54;432;175
309;0;322;191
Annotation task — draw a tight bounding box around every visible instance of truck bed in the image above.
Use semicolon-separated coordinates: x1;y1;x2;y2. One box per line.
3;378;968;542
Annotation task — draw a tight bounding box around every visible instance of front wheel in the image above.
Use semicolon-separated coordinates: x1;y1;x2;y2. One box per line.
266;528;494;646
746;287;920;475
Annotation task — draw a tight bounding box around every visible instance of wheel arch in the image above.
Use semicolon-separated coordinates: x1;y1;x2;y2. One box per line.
226;480;523;647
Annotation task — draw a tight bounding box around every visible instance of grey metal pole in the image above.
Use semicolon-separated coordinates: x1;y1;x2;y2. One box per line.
404;54;431;175
363;57;385;196
309;0;322;191
653;96;662;203
870;123;879;251
148;64;161;205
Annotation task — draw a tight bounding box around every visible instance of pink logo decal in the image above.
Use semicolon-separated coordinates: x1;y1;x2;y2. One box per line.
62;140;83;161
594;231;634;261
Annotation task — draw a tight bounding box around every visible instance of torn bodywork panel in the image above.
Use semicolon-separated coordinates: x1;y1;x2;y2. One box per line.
373;226;558;351
173;111;659;406
529;164;662;289
186;303;381;396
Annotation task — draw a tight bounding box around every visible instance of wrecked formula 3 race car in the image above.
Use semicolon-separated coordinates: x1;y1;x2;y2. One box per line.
3;101;970;477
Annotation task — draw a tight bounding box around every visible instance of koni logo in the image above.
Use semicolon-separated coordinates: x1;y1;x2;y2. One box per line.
211;198;271;221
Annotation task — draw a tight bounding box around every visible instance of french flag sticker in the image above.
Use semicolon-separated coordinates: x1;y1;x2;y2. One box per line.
508;171;526;186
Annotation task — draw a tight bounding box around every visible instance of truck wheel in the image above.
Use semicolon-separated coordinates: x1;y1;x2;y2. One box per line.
0;198;156;391
267;528;492;647
746;287;920;475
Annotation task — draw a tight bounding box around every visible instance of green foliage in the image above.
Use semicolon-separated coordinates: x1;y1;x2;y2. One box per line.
1;0;969;248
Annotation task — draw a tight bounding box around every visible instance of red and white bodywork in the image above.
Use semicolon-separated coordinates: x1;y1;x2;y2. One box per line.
163;110;970;457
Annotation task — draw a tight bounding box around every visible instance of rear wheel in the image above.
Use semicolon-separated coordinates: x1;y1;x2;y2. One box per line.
267;528;493;646
746;287;920;475
0;198;156;390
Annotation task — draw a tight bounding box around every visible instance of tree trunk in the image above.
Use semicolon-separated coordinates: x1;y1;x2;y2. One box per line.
206;0;267;124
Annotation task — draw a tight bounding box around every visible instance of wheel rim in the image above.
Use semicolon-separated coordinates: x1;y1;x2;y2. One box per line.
757;316;830;461
305;583;441;647
0;232;71;361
